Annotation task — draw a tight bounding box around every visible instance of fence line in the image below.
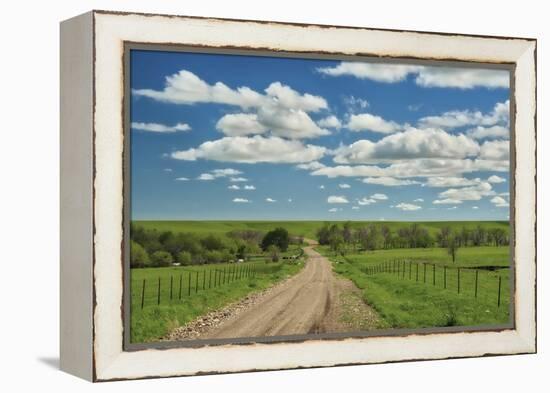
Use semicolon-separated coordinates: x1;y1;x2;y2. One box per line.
358;259;504;307
137;262;287;309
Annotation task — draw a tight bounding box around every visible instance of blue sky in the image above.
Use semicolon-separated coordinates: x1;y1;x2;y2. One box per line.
130;49;510;221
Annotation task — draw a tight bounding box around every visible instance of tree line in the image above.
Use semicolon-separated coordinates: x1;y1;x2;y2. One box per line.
130;224;293;268
316;222;509;257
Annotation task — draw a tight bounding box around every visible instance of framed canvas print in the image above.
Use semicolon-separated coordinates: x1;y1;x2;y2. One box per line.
60;10;537;381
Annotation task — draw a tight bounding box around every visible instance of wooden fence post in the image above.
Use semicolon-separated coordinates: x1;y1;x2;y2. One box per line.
423;263;427;283
170;275;173;300
141;279;146;309
416;263;419;281
179;274;183;300
409;261;412;279
457;268;461;294
195;271;199;293
157;277;161;305
432;264;436;285
203;270;206;290
475;270;479;298
444;266;447;289
497;276;502;307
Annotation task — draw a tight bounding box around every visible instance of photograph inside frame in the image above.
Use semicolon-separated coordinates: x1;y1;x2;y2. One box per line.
126;47;513;345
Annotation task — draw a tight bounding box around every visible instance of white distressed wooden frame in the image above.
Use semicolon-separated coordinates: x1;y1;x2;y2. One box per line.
60;10;536;382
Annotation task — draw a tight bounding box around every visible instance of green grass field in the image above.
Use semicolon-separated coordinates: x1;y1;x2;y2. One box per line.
318;246;511;328
134;220;509;240
130;259;304;342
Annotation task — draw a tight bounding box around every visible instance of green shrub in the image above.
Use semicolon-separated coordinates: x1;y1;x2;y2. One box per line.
177;251;192;266
130;240;150;268
150;251;173;267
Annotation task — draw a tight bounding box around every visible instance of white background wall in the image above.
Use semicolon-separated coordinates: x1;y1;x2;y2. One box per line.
0;0;546;391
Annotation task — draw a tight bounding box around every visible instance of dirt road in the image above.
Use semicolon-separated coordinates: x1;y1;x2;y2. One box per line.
196;244;382;339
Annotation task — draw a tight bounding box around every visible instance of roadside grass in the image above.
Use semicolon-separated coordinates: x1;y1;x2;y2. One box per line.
134;220;509;241
130;260;304;343
319;246;511;329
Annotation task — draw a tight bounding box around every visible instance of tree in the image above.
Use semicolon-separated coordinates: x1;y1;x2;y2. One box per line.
437;226;452;248
342;221;353;246
177;251;192;266
236;244;247;260
201;234;226;251
316;223;332;245
380;225;391;249
267;245;280;262
130;240;149;268
150;250;174;267
261;227;290;252
471;225;486;246
227;229;264;245
357;225;380;251
328;232;344;255
447;235;459;263
490;228;508;246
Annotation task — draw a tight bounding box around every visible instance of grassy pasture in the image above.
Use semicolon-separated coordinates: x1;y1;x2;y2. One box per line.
319;246;511;328
134;220;509;240
130;220;511;342
130;260;304;343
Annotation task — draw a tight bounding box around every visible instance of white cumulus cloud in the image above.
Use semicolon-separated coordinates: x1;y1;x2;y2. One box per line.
172;136;326;164
133;70;328;111
433;198;463;205
317;62;509;89
333;128;480;164
216;113;267;136
491;196;509;207
479;140;509;161
371;193;388;200
437;181;494;202
295;161;326;170
233;198;250;203
467;125;509;140
318;115;342;129
131;122;191;133
363;177;421;186
318;62;421;83
419;101;509;130
425;177;481;188
488;175;506;183
328;195;349;204
339;183;351;189
358;198;376;205
395;203;422;211
197;173;215;181
347;113;404;133
211;168;242;177
266;198;277;203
